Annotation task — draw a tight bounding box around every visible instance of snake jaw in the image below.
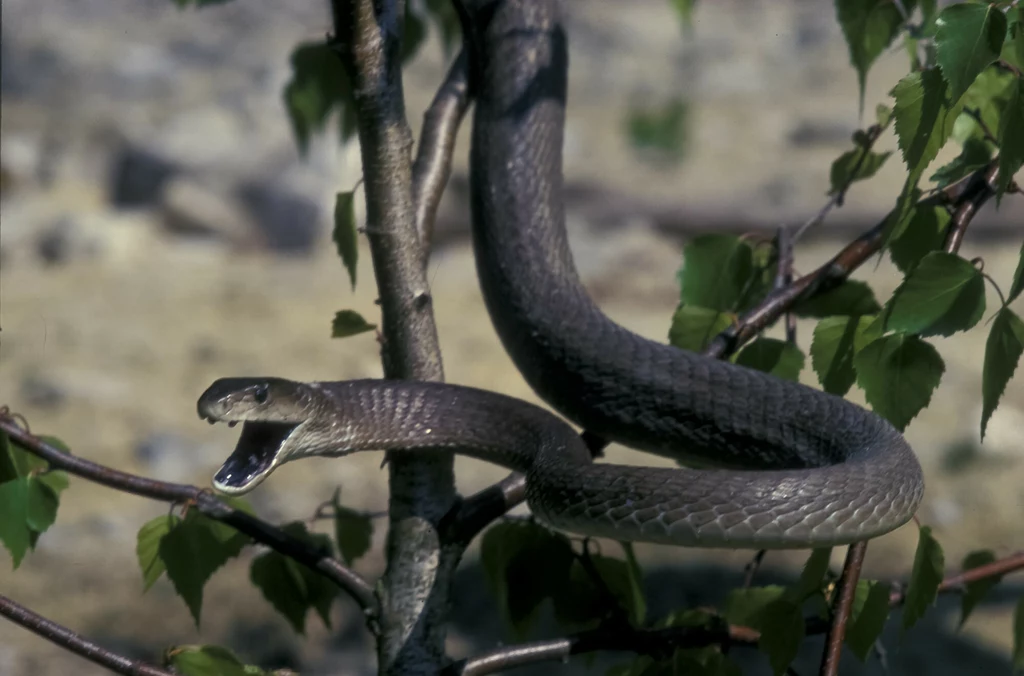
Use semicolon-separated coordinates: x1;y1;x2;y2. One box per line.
197;377;317;494
211;421;302;494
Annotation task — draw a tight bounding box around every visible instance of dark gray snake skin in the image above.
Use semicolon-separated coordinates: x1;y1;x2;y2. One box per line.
198;0;924;548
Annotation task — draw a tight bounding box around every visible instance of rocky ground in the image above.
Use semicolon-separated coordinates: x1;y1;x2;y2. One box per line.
1;1;1022;675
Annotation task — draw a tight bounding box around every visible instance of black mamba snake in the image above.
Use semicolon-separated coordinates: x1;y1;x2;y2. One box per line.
197;0;924;548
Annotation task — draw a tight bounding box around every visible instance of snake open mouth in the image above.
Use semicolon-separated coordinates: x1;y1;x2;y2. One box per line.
212;421;299;493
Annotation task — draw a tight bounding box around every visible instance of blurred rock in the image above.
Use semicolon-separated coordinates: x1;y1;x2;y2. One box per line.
160;176;254;244
19;374;67;410
236;180;323;255
134;431;212;484
108;141;182;208
36;217;102;265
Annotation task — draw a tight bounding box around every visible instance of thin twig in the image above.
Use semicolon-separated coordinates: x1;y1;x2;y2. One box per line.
943;161;999;254
412;49;471;249
743;550;767;588
793;123;884;243
444;623;759;676
447;546;1024;675
0;416;380;625
775;227;797;344
705;161;1000;359
819;542;867;676
0;593;173;676
890;549;1024;605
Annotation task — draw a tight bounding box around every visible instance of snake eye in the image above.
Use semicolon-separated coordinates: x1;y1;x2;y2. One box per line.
253;384;269;404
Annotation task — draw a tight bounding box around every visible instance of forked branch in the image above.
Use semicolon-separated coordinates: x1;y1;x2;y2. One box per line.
0;415;380;623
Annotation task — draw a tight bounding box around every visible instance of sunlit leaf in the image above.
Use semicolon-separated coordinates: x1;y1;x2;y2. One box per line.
981;308;1024;440
855;334;945;430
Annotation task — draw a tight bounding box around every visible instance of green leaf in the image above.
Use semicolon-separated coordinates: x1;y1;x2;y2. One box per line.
811;315;882;396
758;599;804;676
934;3;1007;103
952;67;1016;145
481;520;575;638
202;497;255;557
1010;242;1024;305
997;78;1024;200
981;308;1024;440
168;645;251;676
854;334;945;430
160;515;247;627
735;338;805;382
250;522;338;634
332;489;373;565
722;586;786;628
668;0;696;32
929;137;992;189
889;202;952;273
620;542;647;626
959;550;1002;627
668;306;733;353
903;525;944;630
1014;595;1024;672
835;0;907;109
787;548;833;602
24;477;58;535
846;580;891;660
794;280;881;318
891;68;965;223
0;478;30;568
333;191;358;290
626;99;689;164
876;103;893;127
331;310;376;338
250;550;339;635
554;554;647;628
0;431;16;484
829;148;891;194
678;235;753;311
1005;7;1024;71
283;43;355;156
885;252;986;337
137;514;182;591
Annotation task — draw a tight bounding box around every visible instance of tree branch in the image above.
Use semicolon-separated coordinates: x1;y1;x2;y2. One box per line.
0;415;380;624
943;160;999;254
0;594;173;676
889;549;1024;605
819;542;867;676
446;546;1024;675
705;160;1000;359
329;0;455;672
412;49;471;249
444;623;759;676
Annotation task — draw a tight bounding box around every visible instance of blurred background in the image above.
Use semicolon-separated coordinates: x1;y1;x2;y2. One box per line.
1;0;1022;674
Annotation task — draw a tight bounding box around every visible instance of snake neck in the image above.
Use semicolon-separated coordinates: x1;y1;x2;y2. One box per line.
311;381;591;475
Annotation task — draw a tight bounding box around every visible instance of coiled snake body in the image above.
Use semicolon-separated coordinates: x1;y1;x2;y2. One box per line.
198;0;924;548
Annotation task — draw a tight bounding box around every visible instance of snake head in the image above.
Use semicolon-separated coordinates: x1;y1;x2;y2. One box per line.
197;377;320;495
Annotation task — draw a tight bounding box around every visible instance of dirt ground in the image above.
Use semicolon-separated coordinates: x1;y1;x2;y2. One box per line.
1;1;1022;674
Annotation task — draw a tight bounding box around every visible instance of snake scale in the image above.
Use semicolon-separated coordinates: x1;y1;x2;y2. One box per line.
198;0;924;548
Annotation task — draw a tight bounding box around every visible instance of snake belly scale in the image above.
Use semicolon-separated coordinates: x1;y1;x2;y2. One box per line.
198;0;924;549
